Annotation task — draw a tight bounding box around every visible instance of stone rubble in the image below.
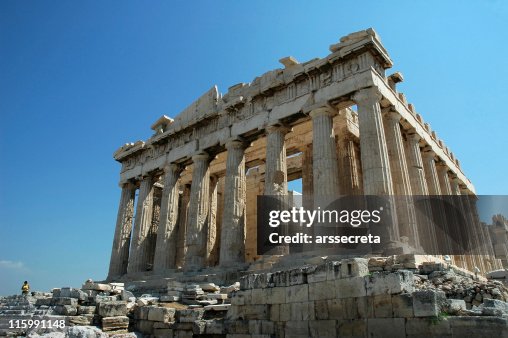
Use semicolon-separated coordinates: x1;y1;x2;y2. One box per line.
1;255;508;337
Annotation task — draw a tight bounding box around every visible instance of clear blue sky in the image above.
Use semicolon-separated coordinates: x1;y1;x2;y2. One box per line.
1;1;507;296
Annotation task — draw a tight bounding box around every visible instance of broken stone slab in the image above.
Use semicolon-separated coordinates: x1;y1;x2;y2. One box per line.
66;326;108;338
147;307;176;323
446;299;467;315
206;293;228;300
54;288;87;301
199;283;220;292
160;295;180;302
177;308;205;322
77;305;96;315
82;282;112;292
220;282;240;294
204;304;231;311
53;297;78;306
121;290;134;301
53;305;77;316
101;316;129;331
98;301;128;317
68;315;94;326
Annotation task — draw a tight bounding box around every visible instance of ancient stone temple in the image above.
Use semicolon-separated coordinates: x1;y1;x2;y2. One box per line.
107;28;502;281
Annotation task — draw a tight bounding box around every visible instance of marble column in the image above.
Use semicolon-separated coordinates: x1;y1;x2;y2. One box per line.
127;176;155;273
264;124;289;196
353;87;399;242
153;164;182;272
175;184;191;268
421;149;452;255
108;182;136;279
436;163;452;195
337;136;362;195
220;139;247;265
449;176;471;269
184;152;211;270
302;144;313;196
461;189;486;274
264;124;289;255
405;130;437;253
310;107;340;197
382;111;419;248
206;176;219;266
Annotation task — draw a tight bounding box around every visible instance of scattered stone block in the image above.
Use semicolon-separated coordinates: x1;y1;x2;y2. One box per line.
82;282;112;292
147;306;176;323
102;316;129;331
77;305;96;315
98;301;128;317
177;308;205;322
340;258;369;278
54;305;77;316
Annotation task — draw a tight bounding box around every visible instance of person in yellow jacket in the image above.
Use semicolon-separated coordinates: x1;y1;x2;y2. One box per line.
21;281;30;296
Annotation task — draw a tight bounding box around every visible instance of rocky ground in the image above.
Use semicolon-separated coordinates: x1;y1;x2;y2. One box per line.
1;255;508;337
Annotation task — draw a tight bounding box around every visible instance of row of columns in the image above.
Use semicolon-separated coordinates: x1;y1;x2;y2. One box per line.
109;85;498;278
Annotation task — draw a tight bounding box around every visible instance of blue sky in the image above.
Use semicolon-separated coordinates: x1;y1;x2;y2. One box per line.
0;1;507;296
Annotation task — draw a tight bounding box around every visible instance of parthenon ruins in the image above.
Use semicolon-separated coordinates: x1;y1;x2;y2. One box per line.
107;28;503;281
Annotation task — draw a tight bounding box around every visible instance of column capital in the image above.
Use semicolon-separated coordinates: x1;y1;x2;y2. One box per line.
406;129;421;143
383;110;402;123
266;123;291;135
309;106;337;119
163;162;183;174
224;137;247;150
192;151;209;162
435;161;449;172
421;146;436;159
352;86;382;105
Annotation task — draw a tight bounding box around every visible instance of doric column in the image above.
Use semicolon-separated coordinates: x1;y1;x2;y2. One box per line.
175;184;191;268
461;189;486;274
436;163;453;195
337;136;362;195
264;125;290;255
153;164;182;272
310;107;340;196
382;111;419;248
206;175;219;266
353;87;399;242
108;182;136;279
405;131;429;195
404;130;438;253
264;124;289;196
220;139;247;266
127;176;155;273
422;149;452;255
449;177;471;269
302;144;313;196
184;152;211;270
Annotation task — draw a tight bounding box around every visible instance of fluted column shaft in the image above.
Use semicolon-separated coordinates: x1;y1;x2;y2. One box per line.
264;125;289;196
338;137;362;195
108;182;136;279
383;111;419;248
302;144;313;196
184;153;211;270
128;176;155;273
405;132;429;195
422;149;452;255
153;164;181;272
310;107;340;196
220;140;247;265
450;177;471;269
175;184;191;268
461;190;486;274
353;87;399;242
436;163;452;195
